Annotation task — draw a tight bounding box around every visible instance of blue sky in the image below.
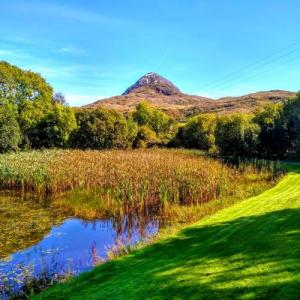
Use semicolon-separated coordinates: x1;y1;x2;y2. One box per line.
1;0;300;106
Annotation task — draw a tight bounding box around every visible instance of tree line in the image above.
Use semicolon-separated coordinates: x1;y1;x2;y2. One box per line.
0;61;176;152
1;61;299;159
180;96;300;159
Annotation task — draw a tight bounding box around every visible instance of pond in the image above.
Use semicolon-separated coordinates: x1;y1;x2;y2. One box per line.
0;194;161;298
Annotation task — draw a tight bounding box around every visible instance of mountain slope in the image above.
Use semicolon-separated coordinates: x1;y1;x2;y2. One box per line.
85;73;296;119
35;163;300;300
122;72;181;96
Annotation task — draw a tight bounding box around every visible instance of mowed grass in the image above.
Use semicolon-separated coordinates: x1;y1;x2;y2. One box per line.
34;163;300;300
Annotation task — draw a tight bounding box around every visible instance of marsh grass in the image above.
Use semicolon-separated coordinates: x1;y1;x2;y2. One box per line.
0;149;277;206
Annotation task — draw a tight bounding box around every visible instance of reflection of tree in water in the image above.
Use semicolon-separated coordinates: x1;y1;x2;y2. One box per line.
79;202;162;242
80;204;162;264
110;203;161;241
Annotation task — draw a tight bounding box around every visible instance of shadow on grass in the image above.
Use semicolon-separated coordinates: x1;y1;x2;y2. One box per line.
36;208;300;300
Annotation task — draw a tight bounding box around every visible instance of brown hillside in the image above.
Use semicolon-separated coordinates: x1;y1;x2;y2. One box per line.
84;73;296;119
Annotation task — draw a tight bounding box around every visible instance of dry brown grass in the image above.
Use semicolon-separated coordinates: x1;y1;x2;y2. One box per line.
85;88;295;119
0;149;277;211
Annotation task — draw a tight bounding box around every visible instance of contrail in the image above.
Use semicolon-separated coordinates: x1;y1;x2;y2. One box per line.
156;49;170;70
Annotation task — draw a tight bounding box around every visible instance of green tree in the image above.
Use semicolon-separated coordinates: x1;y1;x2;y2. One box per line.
182;114;217;151
0;61;53;106
133;126;161;148
253;103;287;158
0;61;54;147
71;108;134;149
215;114;259;157
133;101;177;145
29;103;77;148
281;94;300;158
0;102;21;152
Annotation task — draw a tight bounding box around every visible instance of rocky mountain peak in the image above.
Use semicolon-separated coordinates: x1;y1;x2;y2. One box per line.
122;72;181;96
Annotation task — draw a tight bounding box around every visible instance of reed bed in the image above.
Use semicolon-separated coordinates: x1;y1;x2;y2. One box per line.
0;149;275;208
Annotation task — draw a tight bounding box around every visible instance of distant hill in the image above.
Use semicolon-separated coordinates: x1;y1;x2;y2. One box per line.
84;73;296;119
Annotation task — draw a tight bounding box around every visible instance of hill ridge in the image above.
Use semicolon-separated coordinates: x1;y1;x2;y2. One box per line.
84;73;296;118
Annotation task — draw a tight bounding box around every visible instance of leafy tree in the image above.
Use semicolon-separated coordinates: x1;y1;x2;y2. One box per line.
182;114;217;151
0;61;54;147
215;114;259;157
280;94;300;158
253;103;287;158
0;61;53;107
29;103;77;148
126;116;139;146
71;108;135;149
133;101;177;144
0;101;21;152
133;126;161;148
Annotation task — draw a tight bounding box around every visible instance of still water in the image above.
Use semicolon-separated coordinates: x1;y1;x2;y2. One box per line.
1;218;159;275
0;195;160;297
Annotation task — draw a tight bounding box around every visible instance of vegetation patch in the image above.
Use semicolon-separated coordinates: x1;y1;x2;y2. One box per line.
0;194;66;259
0;149;278;199
34;163;300;300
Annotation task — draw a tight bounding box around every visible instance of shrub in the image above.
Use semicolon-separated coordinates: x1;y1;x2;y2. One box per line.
182;114;217;151
133;126;161;148
29;103;77;148
215;114;259;157
70;108;135;149
133;101;177;145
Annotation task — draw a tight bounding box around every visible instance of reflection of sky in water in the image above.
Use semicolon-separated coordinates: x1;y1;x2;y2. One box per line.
0;218;159;279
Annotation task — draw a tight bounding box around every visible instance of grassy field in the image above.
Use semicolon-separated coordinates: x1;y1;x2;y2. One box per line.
34;163;300;300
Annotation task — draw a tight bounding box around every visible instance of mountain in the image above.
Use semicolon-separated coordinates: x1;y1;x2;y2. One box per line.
84;73;296;119
122;72;181;96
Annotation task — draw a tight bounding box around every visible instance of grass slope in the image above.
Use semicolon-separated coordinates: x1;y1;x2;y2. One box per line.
35;164;300;300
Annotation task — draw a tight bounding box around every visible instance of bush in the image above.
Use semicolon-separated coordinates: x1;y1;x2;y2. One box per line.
182;114;217;151
70;108;136;149
133;101;177;145
215;114;259;157
133;126;161;148
29;103;77;148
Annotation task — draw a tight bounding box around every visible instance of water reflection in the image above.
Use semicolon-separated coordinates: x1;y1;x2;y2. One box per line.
0;215;159;298
0;192;165;298
1;216;159;270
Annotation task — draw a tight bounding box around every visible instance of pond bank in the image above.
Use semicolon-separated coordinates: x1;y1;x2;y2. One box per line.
34;163;300;300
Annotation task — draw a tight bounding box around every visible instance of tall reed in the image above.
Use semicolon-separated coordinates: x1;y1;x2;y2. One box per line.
0;149;276;208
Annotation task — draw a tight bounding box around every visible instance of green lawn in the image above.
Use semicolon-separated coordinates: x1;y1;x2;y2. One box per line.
34;164;300;300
